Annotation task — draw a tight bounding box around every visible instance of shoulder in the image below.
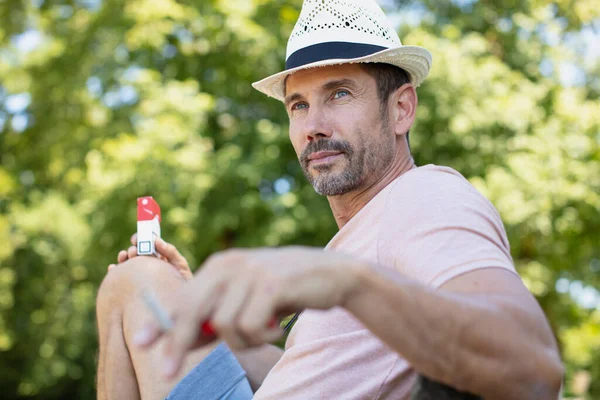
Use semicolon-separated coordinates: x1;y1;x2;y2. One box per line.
387;164;498;219
378;165;514;285
380;164;510;252
391;164;480;200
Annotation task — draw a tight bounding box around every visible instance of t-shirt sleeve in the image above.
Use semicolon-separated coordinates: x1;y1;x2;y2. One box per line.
377;167;517;288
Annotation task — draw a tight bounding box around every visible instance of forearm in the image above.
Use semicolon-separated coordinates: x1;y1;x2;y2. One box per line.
233;344;283;392
343;264;562;399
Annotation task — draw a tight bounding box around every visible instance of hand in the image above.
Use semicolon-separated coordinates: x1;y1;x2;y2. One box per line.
108;234;193;280
134;246;361;378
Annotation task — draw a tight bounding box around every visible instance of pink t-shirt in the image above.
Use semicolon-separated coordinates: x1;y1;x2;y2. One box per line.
254;165;517;399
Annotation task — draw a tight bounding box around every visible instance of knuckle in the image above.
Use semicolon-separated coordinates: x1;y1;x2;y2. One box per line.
238;320;261;338
211;317;231;334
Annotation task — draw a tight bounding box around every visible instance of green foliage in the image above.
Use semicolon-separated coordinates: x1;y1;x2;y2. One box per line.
0;0;598;398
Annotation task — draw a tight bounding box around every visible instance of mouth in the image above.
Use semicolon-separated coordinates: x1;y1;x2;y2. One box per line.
307;151;344;166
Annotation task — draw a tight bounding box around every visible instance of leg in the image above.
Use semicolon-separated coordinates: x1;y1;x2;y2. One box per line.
96;256;218;400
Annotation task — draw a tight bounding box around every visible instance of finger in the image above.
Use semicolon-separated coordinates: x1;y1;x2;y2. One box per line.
211;277;253;350
117;250;128;263
260;324;284;344
108;264;116;271
156;238;191;278
156;238;187;267
130;233;138;246
237;281;283;347
161;276;223;378
133;321;164;348
162;304;214;378
127;245;137;259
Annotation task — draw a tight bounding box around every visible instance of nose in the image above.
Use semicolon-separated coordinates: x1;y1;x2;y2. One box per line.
304;106;333;142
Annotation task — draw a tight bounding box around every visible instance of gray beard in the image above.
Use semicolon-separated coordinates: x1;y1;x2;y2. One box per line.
305;152;365;196
300;124;395;196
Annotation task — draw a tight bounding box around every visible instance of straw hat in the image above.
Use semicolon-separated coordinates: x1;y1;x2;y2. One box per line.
252;0;432;101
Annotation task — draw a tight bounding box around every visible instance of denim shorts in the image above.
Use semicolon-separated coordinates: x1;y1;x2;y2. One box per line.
165;343;253;400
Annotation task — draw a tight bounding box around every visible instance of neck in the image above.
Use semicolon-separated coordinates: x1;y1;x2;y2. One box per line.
327;150;415;229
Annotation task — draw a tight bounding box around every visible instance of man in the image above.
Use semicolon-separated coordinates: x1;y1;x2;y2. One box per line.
96;0;564;399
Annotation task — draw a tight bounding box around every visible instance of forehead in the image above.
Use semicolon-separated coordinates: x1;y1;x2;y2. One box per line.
285;63;372;94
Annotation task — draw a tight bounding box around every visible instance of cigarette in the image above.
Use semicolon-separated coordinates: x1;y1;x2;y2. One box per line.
140;289;278;339
141;288;173;332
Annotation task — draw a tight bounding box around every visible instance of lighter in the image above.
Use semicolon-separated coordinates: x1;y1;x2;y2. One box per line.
137;196;161;256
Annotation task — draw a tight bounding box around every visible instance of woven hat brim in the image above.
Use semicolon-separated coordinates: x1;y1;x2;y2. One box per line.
252;45;432;102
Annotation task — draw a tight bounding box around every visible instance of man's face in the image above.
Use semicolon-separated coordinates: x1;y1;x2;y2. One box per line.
284;64;396;196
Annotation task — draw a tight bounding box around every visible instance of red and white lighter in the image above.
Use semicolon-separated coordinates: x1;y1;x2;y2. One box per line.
137;196;161;256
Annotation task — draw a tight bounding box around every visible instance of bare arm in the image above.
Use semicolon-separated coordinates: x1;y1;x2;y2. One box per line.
233;344;283;392
138;246;563;399
344;265;563;400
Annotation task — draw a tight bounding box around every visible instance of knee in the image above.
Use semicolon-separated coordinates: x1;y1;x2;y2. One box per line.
96;256;180;318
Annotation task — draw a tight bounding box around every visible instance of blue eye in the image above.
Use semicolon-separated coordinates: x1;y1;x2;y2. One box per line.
291;102;308;111
333;90;349;99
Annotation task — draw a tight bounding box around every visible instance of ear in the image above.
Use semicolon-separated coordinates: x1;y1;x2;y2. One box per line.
388;83;417;138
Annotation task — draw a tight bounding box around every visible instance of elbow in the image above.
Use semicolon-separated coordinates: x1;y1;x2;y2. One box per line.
534;352;564;399
474;346;564;400
505;348;565;400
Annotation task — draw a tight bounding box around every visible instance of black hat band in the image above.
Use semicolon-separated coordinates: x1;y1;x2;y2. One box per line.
285;41;388;70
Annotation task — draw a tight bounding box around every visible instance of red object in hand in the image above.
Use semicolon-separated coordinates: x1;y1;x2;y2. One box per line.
201;318;279;338
201;321;216;337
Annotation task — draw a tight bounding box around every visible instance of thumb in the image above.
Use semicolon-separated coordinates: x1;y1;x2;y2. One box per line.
155;238;191;275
